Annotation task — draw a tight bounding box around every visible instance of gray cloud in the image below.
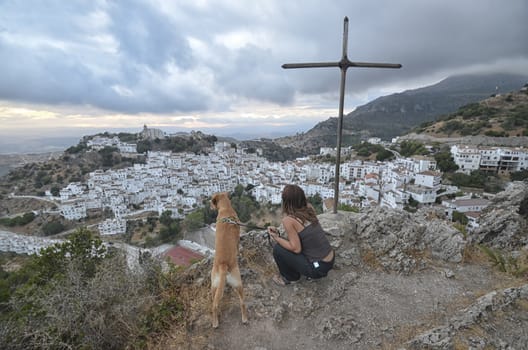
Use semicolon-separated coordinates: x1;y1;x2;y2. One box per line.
0;0;527;116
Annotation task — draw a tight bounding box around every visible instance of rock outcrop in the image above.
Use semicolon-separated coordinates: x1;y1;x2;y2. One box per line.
472;181;528;250
319;206;466;274
407;284;528;350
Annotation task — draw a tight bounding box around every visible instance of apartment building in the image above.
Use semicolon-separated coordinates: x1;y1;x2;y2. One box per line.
451;145;527;174
451;145;481;174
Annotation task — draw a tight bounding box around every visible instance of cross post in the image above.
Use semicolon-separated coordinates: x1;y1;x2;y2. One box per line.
282;16;401;213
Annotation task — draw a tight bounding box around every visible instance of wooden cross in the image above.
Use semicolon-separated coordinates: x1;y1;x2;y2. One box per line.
282;16;401;213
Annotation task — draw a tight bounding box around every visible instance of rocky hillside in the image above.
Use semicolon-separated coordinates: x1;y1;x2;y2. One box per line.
412;87;528;138
154;181;528;349
276;73;528;153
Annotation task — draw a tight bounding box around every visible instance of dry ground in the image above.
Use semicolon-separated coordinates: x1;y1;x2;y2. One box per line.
153;237;525;350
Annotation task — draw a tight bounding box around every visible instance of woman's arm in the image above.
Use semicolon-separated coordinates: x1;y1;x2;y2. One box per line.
269;216;302;253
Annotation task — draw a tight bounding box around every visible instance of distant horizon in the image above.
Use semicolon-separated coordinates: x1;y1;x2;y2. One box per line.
2;70;528;155
0;124;315;154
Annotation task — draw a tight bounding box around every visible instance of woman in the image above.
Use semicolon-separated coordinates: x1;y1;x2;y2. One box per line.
268;184;335;285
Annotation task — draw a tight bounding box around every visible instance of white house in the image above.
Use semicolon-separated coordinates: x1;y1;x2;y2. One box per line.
409;156;437;172
60;199;87;220
414;171;442;190
59;182;86;201
341;160;366;181
98;218;127;235
405;184;436;205
117;143;137;153
320;147;335;156
381;188;410;209
442;198;491;219
451;145;481;174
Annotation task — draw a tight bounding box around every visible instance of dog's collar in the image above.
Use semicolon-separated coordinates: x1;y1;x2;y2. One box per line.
217;216;240;225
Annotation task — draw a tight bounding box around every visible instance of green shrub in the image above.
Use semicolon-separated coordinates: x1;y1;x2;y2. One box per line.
0;229;184;349
0;212;36;227
337;204;360;213
479;245;528;277
452;211;468;225
519;195;528;219
41;221;65;236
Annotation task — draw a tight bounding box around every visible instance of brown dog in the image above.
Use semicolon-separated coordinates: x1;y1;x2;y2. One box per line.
210;192;248;328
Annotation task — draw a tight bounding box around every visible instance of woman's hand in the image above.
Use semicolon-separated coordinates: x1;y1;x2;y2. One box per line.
267;226;279;241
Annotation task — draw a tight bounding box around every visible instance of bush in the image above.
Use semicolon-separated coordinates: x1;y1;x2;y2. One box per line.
479;245;528;278
0;229;184;349
41;221;65;236
337;204;360;213
399;140;429;157
484;130;507;137
519;195;528;219
452;211;468;225
0;212;36;227
510;170;528;182
434;151;459;173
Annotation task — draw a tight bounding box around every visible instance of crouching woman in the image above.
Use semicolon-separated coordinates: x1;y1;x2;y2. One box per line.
268;184;335;285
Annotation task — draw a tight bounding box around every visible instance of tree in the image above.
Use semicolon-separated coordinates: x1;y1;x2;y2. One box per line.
50;186;60;197
408;195;419;207
399;140;429;157
41;221;65;236
233;184;245;197
183;210;205;231
376;149;394;161
434;151;459;173
308;193;323;214
452;211;468;225
160;210;173;226
137;140;152;154
98;146;119;167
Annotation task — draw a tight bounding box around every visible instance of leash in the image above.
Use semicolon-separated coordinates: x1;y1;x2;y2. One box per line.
219;217;273;247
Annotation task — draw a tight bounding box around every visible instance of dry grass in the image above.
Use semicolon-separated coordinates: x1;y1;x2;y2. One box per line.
406;247;433;261
149;261;213;349
517;298;528;311
242;243;277;280
379;322;433;350
361;248;383;270
452;324;492;350
152;238;275;349
462;244;490;265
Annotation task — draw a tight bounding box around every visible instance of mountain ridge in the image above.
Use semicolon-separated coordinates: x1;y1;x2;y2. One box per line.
276;72;528;153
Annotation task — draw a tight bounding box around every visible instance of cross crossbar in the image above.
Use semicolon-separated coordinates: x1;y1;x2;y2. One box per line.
282;16;401;213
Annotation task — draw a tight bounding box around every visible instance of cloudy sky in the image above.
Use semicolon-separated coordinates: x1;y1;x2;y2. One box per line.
1;0;527;143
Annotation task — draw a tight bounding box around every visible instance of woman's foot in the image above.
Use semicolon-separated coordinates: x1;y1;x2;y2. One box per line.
272;274;299;286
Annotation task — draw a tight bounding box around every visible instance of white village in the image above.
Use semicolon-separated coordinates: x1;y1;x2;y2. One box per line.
3;123;527;266
47;128;527;236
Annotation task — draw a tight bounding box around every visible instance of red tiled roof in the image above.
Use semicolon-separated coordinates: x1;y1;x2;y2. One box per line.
163;246;204;266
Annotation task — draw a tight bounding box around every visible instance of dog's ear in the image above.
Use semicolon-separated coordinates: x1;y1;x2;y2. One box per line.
211;193;219;210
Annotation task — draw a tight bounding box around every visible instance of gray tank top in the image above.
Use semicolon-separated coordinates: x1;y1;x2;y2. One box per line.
298;222;332;262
